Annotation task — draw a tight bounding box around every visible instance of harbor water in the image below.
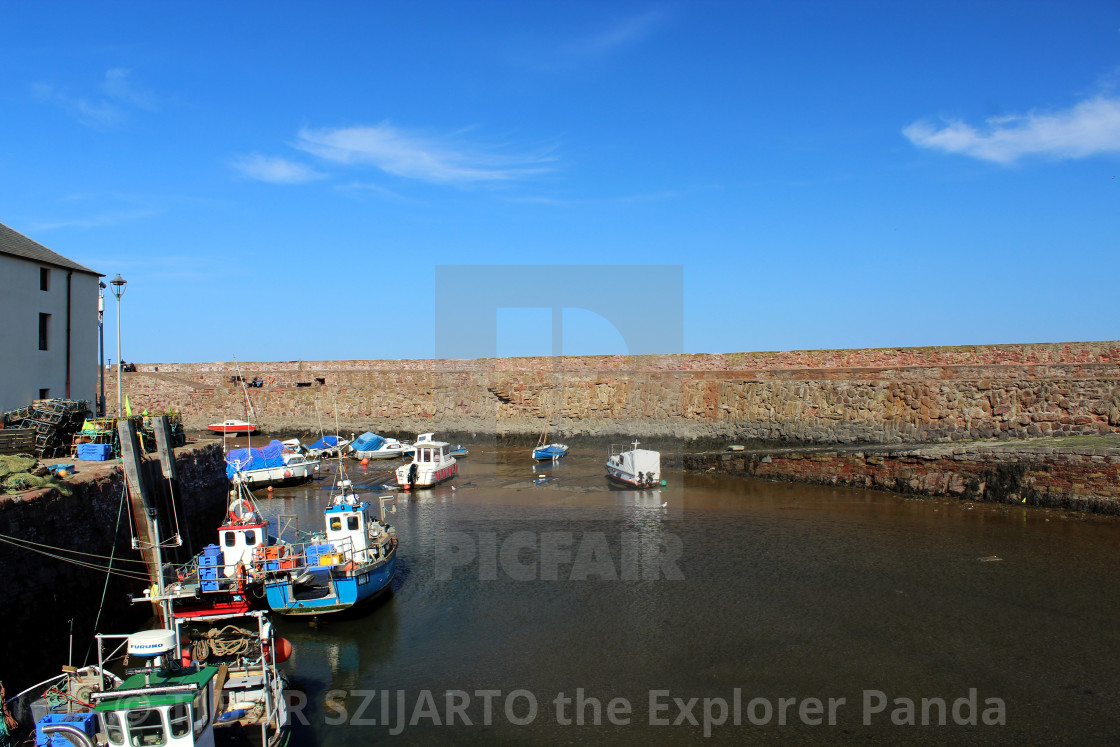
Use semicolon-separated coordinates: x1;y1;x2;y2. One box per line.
259;444;1120;744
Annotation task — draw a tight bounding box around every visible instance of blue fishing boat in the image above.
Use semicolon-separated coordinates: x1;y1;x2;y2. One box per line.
532;404;568;461
532;443;569;461
262;472;398;616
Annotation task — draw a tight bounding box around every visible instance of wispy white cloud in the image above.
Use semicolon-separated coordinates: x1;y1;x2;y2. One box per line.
562;9;669;59
904;95;1120;164
28;209;159;232
294;123;556;185
101;68;159;111
31;69;159;128
231;154;325;184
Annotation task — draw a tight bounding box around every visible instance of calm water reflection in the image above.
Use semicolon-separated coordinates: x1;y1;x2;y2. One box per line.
255;444;1120;744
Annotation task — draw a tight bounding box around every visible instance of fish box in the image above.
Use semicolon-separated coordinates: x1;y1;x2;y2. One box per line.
318;553;342;566
76;443;112;460
264;545;286;560
199;566;222;580
279;557;298;570
264;560;280;571
200;579;224;592
36;712;98;746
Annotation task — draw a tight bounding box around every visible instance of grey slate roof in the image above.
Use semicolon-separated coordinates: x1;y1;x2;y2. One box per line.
0;220;100;276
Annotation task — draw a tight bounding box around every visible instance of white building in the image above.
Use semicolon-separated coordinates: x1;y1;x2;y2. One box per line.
0;221;102;414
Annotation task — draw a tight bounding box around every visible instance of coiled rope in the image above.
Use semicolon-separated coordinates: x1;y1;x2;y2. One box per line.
192;625;257;662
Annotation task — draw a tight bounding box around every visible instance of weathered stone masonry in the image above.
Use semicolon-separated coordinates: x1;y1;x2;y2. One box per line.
115;342;1120;443
676;444;1120;515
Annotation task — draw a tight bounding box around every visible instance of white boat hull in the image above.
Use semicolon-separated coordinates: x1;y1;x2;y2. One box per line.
232;458;319;487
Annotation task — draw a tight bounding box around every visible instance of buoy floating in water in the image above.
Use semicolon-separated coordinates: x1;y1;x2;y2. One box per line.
361;458;369;466
267;485;273;493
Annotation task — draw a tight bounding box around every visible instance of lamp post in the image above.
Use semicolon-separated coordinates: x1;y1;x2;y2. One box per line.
98;281;106;416
110;274;127;416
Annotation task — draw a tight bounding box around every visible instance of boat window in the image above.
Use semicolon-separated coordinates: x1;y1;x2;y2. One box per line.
125;707;166;746
441;446;447;458
224;531;236;547
169;704;191;738
348;516;359;531
422;448;431;462
243;529;258;545
102;711;125;745
192;689;209;736
330;517;341;531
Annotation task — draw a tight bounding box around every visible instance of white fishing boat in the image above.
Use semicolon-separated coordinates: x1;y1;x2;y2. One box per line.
20;615;290;747
349;432;414;460
605;441;661;488
227;439;320;488
395;434;458;489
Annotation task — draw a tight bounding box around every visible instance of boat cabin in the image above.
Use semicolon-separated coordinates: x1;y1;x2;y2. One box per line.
414;440;450;465
91;630;218;747
324;495;373;563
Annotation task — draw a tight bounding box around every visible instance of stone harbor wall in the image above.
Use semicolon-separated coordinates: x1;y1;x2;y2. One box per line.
675;441;1120;514
111;342;1120;444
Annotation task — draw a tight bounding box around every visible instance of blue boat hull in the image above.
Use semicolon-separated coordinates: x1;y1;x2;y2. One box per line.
533;445;569;461
264;554;396;616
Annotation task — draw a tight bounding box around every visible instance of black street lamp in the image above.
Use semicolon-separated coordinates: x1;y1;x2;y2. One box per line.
110;274;127;416
98;280;106;416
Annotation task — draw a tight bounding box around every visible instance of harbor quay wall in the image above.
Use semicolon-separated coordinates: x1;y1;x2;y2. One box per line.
0;443;227;694
113;342;1120;444
674;444;1120;514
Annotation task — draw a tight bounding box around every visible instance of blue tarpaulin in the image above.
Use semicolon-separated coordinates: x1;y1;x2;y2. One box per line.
351;432;385;452
226;440;285;479
307;435;341;451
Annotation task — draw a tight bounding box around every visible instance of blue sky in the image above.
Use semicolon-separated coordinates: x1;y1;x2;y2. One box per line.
2;1;1118;363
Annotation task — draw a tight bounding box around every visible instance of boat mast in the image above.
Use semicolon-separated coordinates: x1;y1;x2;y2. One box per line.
233;354;259;426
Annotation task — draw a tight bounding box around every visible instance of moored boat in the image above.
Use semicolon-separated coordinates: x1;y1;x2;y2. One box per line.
20;612;290;747
262;468;398;616
532;443;568;461
227;439;320;488
605;441;661;488
209;418;258;435
349;432;414;460
533;403;568;461
306;434;349;459
395;434;458;489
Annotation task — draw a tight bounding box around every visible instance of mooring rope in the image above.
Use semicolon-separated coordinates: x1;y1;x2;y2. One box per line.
192;625;256;661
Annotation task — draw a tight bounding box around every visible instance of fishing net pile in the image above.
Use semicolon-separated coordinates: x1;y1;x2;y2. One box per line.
0;454;72;496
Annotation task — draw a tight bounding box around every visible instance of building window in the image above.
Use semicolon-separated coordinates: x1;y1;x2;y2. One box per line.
40;267;50;291
39;388;50;400
38;313;50;350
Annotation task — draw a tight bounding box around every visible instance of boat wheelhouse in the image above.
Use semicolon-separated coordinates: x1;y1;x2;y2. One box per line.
605;441;661;488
